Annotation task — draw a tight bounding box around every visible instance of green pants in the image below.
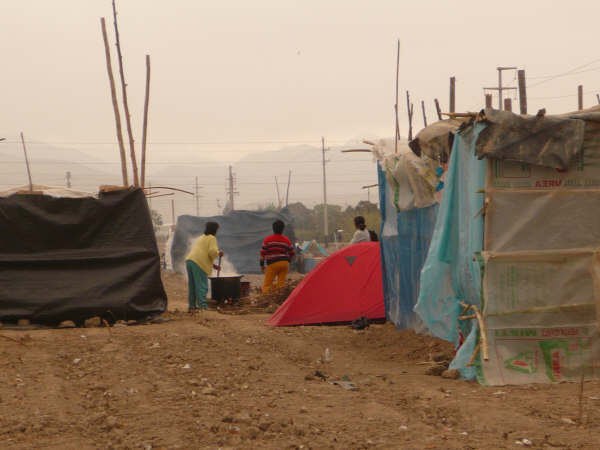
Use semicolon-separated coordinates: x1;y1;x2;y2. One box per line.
186;260;209;310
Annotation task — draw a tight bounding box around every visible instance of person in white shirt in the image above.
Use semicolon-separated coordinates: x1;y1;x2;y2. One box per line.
350;216;371;244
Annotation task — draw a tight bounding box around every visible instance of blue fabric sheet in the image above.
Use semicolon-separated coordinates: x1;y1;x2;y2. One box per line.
414;123;487;379
377;164;438;331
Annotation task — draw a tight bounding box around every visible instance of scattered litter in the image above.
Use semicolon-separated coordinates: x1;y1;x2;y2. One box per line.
182;363;191;369
73;358;82;365
493;391;507;396
459;432;468;436
150;342;160;348
314;370;328;381
515;438;533;446
399;425;408;431
324;348;332;363
588;396;600;400
331;380;359;391
80;335;87;339
560;417;577;425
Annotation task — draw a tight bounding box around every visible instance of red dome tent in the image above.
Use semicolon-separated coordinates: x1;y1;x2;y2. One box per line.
266;242;385;326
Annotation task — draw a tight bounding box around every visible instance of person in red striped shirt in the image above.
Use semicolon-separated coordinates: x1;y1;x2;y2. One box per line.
260;220;295;293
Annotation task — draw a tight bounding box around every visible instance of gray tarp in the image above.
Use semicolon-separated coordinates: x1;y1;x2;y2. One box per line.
474;108;586;170
171;209;296;274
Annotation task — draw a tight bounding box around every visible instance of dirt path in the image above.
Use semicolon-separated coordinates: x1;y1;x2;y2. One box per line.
1;273;600;449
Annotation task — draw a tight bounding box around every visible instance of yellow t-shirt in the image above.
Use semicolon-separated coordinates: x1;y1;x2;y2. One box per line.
186;234;219;276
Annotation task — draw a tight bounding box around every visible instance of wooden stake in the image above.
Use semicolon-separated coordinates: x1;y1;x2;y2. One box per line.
141;54;151;188
394;39;400;153
285;170;291;207
406;91;414;141
485;94;493;108
449;77;456;113
578;85;583;110
504;98;512;112
20;132;33;191
459;301;489;361
421;100;427;127
275;176;282;210
112;0;139;187
100;17;128;186
434;98;442;120
517;69;527;114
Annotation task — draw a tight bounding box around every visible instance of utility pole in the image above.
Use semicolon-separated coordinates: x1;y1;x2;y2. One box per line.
578;85;583;110
321;137;329;246
484;66;517;110
148;181;152;210
226;165;238;212
66;171;72;188
195;176;200;216
421;100;427;127
518;69;527;114
285;170;292;207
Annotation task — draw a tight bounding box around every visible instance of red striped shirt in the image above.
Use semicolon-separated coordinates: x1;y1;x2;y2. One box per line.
260;234;295;266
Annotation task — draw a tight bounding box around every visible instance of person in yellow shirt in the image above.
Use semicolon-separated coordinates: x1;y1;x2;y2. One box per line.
186;222;223;311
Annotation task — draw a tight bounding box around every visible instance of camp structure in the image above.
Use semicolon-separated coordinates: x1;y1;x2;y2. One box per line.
267;242;384;326
368;138;443;331
297;240;328;273
171;209;296;275
415;106;600;385
0;186;167;323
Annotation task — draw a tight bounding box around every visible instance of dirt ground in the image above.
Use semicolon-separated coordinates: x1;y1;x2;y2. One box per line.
1;273;600;449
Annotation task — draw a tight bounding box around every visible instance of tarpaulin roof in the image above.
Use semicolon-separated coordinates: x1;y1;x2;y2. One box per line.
267;242;385;326
0;188;167;322
408;118;467;163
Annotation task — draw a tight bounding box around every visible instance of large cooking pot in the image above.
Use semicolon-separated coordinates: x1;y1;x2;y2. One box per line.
209;276;242;303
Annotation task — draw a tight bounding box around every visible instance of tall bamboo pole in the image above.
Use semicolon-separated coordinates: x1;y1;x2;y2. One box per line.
20;132;33;191
112;0;139;187
141;54;151;188
394;40;400;153
100;17;128;186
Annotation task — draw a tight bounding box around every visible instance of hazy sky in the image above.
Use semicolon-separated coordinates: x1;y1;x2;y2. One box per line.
1;1;600;180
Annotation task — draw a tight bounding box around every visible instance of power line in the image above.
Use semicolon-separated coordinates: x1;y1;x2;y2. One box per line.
528;57;600;88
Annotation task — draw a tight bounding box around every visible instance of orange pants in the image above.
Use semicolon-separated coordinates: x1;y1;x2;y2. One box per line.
262;261;289;294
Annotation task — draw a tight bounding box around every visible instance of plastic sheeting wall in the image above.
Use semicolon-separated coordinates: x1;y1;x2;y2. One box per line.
477;120;600;385
377;164;438;330
171;209;296;275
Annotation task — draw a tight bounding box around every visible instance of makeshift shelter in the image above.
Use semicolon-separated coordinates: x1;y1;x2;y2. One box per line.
267;242;384;326
415;107;600;385
297;240;328;273
171;209;296;274
371;139;443;330
0;186;167;323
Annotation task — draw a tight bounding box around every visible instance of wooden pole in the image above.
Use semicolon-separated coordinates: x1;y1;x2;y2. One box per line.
141;54;151;188
597;94;600;105
285;169;291;207
20;132;33;191
434;98;442;120
421;100;427;127
504;98;512;112
517;69;527;114
100;17;128;186
275;176;282;210
578;85;583;110
406;91;414;141
171;199;175;225
394;39;400;153
485;94;493;108
449;77;456;113
112;0;139;187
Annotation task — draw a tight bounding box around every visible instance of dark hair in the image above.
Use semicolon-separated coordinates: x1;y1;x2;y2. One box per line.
272;220;285;234
204;221;219;236
354;216;366;231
